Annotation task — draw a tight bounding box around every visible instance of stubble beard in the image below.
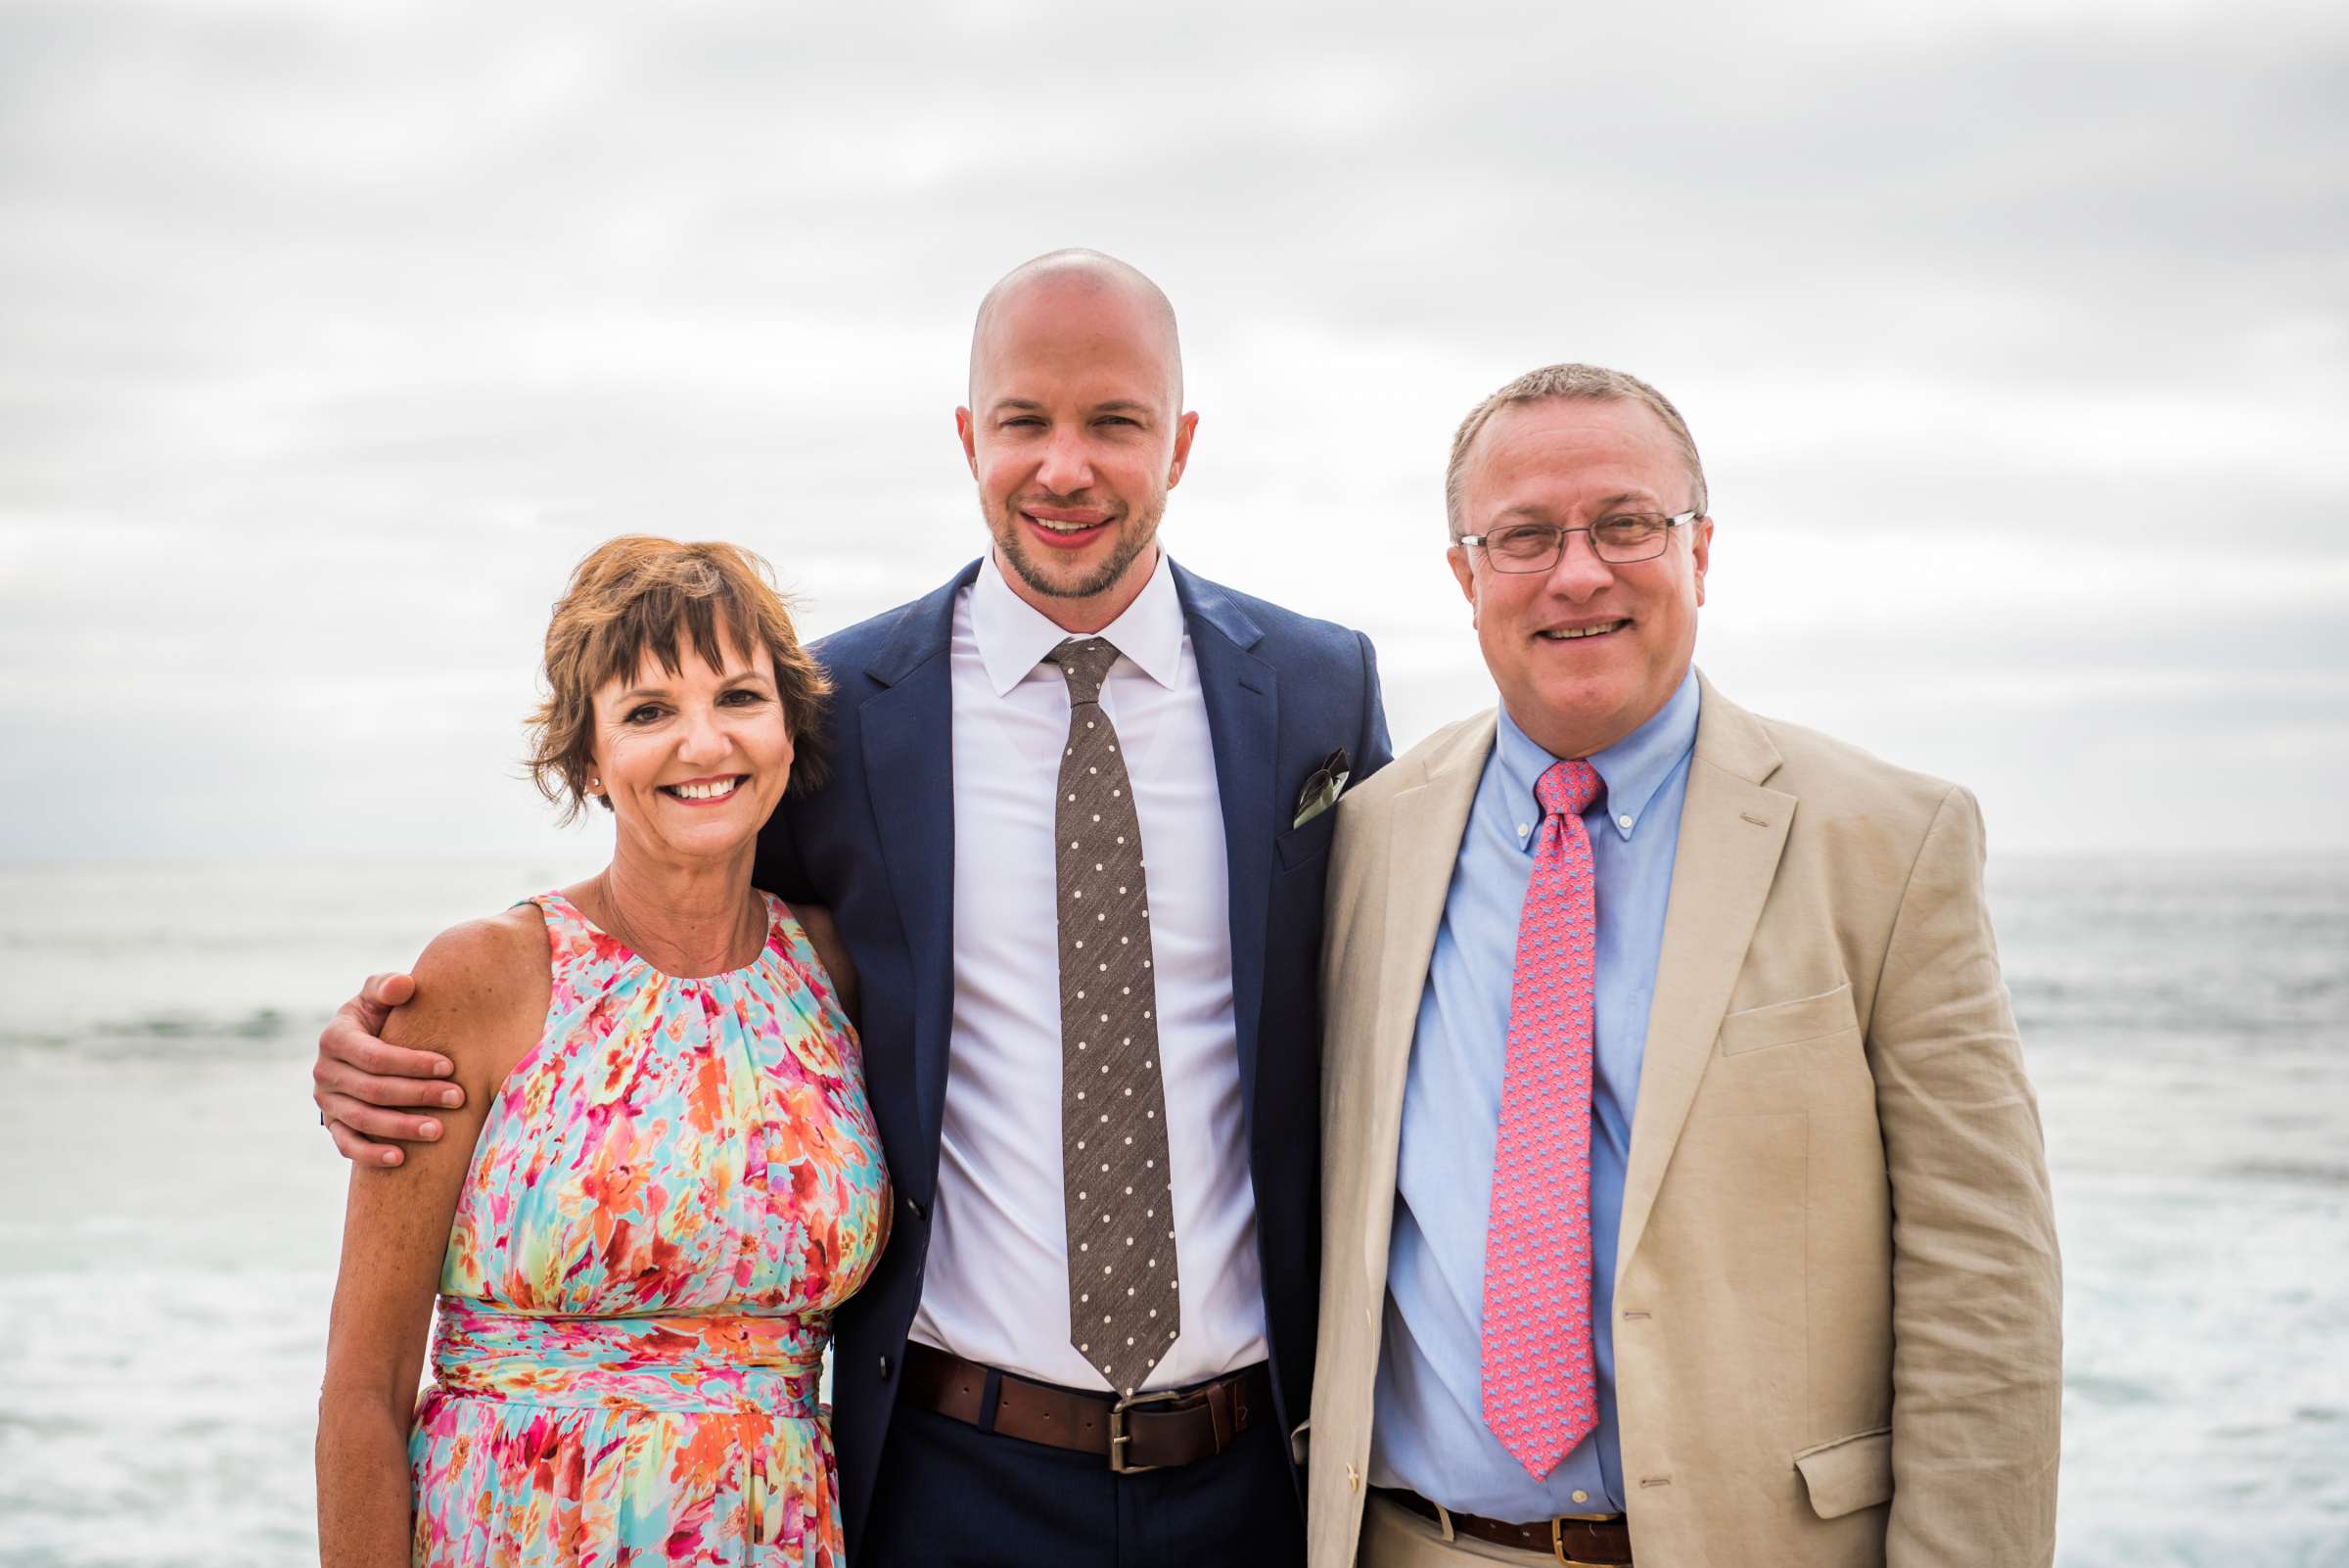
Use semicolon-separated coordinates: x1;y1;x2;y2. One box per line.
990;496;1164;602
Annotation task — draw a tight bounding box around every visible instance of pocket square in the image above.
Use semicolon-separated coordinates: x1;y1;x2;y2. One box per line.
1292;749;1352;829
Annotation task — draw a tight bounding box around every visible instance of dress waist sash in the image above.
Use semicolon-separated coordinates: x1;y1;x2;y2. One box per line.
428;1300;826;1415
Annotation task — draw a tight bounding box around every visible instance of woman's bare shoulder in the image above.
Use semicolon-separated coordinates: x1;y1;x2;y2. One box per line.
384;905;553;1065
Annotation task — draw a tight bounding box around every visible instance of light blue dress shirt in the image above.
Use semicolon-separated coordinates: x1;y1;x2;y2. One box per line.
1369;669;1700;1519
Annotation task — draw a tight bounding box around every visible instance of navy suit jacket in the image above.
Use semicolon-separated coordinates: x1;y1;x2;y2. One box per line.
754;557;1392;1551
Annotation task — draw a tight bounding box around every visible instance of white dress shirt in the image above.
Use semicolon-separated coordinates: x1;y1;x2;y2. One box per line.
906;548;1267;1393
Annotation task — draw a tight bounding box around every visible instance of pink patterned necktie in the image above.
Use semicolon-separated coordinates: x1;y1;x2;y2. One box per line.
1481;756;1604;1480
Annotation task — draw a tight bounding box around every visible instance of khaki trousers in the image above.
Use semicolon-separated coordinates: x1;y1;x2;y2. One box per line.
1359;1494;1630;1567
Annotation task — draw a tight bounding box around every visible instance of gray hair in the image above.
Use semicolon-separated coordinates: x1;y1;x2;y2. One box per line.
1444;363;1707;538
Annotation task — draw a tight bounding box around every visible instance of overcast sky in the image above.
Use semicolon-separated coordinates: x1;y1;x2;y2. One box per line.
3;0;2343;862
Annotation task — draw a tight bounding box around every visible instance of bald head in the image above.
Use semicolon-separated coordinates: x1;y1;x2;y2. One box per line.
969;249;1183;408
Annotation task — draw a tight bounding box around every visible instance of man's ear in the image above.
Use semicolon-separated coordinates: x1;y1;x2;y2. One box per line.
955;406;980;479
1690;515;1714;607
1166;410;1200;489
1447;542;1479;627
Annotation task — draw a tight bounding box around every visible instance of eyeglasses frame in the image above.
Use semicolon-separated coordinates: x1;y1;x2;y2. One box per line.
1455;509;1703;573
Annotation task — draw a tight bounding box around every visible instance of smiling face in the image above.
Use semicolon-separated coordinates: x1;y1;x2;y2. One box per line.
587;630;793;867
956;266;1197;630
1448;396;1713;760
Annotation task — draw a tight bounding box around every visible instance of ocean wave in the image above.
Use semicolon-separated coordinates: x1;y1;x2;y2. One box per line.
2218;1160;2349;1188
2008;976;2349;1043
0;1007;313;1059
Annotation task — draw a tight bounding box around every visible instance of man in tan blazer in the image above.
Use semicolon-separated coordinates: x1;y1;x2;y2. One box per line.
1307;364;2060;1568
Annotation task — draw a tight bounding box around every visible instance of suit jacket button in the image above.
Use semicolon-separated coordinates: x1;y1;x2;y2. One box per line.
878;1355;893;1381
1346;1463;1360;1493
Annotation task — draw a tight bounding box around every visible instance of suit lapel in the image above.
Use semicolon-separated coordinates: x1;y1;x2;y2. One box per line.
1359;714;1494;1294
856;566;974;1158
1173;564;1278;1133
1615;673;1795;1274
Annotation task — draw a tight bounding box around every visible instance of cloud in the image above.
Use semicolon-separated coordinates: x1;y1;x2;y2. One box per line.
1;0;2343;857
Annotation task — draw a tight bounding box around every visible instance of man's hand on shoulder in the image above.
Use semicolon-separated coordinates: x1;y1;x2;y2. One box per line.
314;907;552;1168
313;969;461;1168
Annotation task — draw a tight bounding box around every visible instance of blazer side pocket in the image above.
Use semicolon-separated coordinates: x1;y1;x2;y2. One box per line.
1793;1426;1893;1518
1719;981;1858;1056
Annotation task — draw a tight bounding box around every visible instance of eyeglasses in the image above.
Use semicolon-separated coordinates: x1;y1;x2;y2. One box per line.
1455;510;1700;573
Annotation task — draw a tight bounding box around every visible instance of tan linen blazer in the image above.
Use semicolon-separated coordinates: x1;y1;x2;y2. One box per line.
1306;673;2061;1568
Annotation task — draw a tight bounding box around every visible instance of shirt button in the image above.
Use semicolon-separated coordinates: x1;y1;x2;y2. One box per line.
1617;813;1633;830
1572;1490;1589;1504
1516;822;1530;837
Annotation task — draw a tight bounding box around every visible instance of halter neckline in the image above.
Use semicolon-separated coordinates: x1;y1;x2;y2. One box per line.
536;887;783;984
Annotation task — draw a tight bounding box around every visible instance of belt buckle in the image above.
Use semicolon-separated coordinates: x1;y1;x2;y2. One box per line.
1551;1515;1623;1568
1106;1387;1184;1474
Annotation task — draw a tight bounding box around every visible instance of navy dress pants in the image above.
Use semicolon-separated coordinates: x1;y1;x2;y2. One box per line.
854;1390;1307;1567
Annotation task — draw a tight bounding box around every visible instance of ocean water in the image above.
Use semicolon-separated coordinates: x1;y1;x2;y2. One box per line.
1;855;2344;1566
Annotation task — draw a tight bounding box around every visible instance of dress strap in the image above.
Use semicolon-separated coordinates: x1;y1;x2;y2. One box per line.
756;889;788;953
521;890;638;992
764;894;855;1041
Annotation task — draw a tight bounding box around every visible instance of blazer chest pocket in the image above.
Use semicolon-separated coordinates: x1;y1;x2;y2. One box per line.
1273;807;1338;874
1793;1427;1893;1518
1719;981;1857;1056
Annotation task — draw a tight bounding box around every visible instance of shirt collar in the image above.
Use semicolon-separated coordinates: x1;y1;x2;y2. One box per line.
1495;667;1702;849
972;547;1186;698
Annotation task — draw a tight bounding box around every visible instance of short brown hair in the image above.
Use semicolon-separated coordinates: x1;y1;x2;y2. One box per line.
1445;363;1708;537
526;535;832;823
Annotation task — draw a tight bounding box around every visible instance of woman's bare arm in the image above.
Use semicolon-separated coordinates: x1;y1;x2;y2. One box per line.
315;908;547;1568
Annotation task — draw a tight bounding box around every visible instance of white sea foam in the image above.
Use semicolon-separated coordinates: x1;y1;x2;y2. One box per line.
0;855;2343;1566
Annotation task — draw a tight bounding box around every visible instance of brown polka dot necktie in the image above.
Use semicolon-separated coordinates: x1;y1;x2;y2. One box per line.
1044;635;1179;1397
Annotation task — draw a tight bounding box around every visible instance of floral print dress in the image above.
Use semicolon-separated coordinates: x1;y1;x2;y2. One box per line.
407;890;889;1568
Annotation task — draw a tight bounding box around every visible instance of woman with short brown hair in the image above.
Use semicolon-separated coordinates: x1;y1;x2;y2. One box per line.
317;534;888;1567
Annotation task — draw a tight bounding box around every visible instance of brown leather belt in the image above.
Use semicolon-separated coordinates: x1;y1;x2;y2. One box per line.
1383;1487;1634;1566
900;1342;1268;1474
